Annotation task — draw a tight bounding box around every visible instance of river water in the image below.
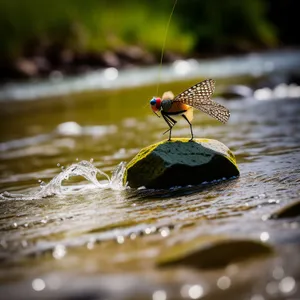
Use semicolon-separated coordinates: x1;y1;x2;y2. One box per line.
0;50;300;299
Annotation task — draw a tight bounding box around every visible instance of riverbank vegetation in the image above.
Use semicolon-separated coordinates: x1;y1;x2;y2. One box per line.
0;0;298;80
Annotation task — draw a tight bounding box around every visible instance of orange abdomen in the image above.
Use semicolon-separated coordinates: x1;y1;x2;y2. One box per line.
167;102;190;113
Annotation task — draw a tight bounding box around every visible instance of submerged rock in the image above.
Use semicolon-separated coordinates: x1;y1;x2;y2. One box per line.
124;138;239;189
157;236;273;270
270;200;300;219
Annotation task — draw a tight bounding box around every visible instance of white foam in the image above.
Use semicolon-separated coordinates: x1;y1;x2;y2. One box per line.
0;160;127;201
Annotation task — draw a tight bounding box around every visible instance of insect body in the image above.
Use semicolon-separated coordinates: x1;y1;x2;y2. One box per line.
150;79;230;141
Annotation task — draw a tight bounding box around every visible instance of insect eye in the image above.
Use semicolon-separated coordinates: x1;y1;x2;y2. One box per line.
150;98;156;105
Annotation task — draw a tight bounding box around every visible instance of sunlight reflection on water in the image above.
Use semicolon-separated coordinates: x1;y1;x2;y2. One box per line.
1;50;300;101
0;51;300;299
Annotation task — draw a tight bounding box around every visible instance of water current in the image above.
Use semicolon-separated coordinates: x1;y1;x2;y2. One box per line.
0;50;300;300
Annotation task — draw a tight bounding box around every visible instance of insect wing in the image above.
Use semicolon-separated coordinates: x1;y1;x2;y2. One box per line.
194;101;230;124
173;79;215;106
173;79;230;123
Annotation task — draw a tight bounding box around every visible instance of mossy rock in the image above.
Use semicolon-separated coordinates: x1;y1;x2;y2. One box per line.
157;236;273;270
269;200;300;219
124;138;239;189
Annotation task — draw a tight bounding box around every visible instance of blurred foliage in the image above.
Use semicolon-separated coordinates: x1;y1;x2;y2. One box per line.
175;0;277;53
0;0;281;60
0;0;194;59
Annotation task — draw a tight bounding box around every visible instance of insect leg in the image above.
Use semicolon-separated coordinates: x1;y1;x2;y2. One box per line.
182;114;194;141
165;114;178;140
162;112;175;141
162;114;173;135
165;114;177;125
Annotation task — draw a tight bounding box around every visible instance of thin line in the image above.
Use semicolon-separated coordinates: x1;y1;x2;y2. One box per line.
156;0;178;96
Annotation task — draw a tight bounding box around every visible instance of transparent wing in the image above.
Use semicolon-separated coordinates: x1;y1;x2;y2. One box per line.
173;79;215;106
173;79;230;123
194;101;230;124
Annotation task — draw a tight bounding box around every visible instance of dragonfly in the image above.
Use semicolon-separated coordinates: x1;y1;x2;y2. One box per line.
150;79;230;141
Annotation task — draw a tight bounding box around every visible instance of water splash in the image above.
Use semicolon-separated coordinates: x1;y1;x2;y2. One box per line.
0;160;127;201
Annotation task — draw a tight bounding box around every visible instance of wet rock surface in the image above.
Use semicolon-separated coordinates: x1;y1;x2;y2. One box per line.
125;138;239;189
157;236;273;270
270;200;300;219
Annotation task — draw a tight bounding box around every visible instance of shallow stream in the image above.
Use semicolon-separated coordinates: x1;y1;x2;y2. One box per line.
0;50;300;300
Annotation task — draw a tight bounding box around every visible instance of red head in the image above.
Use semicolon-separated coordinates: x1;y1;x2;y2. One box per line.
150;97;162;112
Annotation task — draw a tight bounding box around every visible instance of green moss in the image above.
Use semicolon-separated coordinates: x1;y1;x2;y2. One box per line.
127;138;238;169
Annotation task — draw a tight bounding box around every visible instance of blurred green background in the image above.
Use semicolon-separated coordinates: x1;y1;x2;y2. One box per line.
0;0;298;79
